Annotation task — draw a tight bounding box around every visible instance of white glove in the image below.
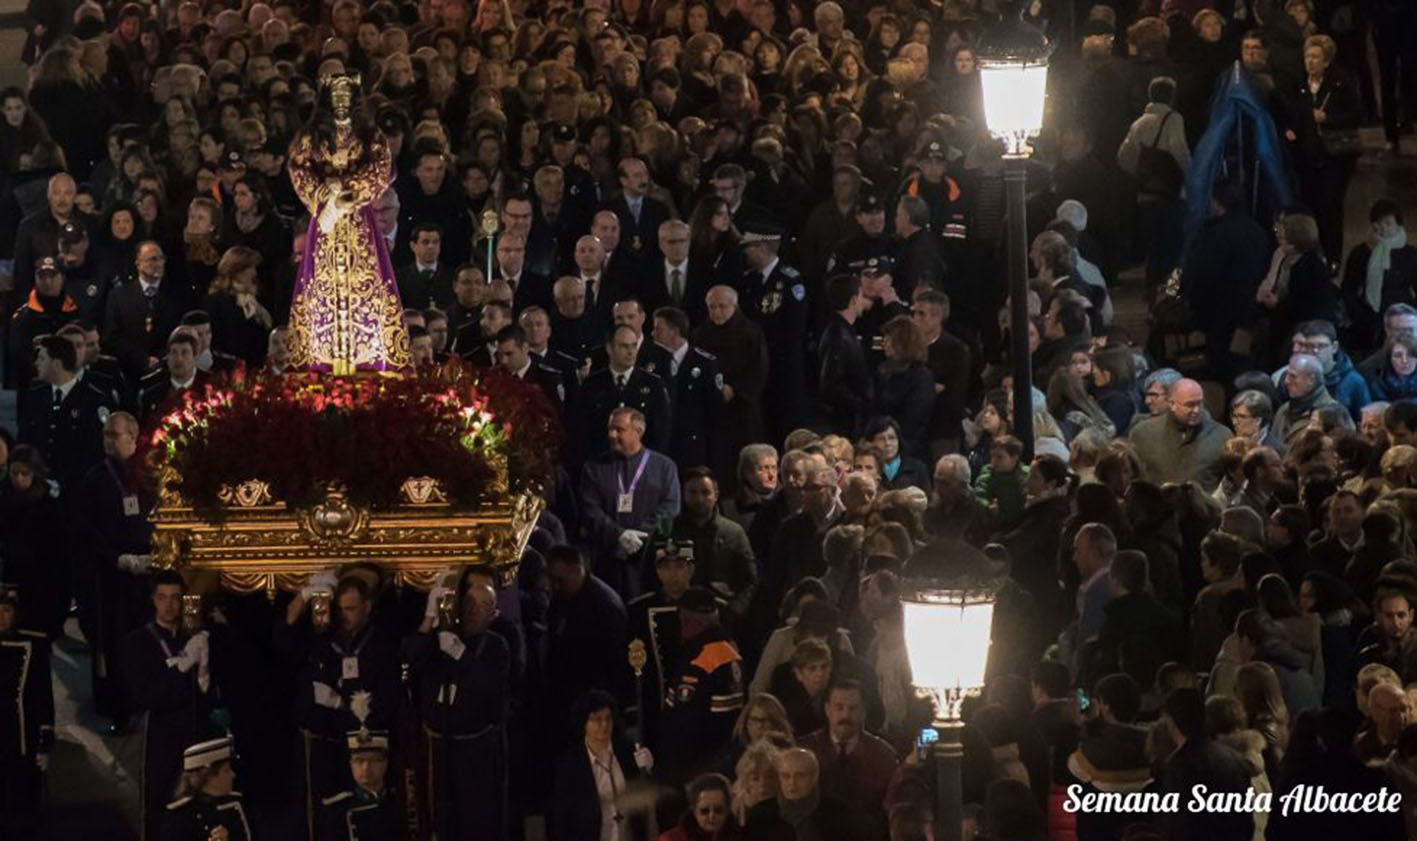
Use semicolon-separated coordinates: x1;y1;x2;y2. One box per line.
437;630;466;661
425;583;452;619
116;554;152;574
312;681;343;710
617;529;648;556
301;570;339;601
166;651;198;673
633;743;654;773
182;631;209;661
36;753;48;772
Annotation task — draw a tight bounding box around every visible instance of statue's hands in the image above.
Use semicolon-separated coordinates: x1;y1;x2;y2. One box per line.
333;191;357;212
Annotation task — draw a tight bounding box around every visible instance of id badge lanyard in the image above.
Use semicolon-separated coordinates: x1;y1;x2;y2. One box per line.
616;452;649;519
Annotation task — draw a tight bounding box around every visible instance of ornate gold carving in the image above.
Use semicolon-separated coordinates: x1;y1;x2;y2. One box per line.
400;477;446;505
150;482;544;597
296;487;370;546
218;480;275;508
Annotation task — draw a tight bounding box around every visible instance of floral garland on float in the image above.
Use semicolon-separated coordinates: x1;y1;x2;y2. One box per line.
140;363;561;596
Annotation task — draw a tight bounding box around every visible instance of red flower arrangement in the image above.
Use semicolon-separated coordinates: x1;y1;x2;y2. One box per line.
140;363;561;514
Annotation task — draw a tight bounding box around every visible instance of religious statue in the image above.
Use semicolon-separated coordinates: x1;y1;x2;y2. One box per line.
286;72;411;374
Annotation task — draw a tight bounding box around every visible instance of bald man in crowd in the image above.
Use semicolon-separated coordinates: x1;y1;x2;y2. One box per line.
1128;377;1232;492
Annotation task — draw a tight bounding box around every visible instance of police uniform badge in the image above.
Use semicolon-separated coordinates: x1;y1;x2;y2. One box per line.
791;284;805;301
640;385;650;394
762;289;782;315
689;366;701;379
98;406;110;424
714;372;724;389
86;284;99;298
644;361;657;374
631;234;644;251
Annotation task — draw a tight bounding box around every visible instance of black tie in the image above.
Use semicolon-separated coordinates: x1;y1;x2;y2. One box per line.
586;278;597;306
616;373;627;389
669;268;683;304
52;387;63;410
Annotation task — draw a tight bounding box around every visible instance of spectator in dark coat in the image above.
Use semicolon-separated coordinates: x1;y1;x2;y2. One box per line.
1000;455;1074;639
1157;688;1255;841
817;274;872;438
1094;550;1183;691
1235;610;1320;718
871;316;936;461
1181;182;1271;382
203;246;273;367
544;546;632;735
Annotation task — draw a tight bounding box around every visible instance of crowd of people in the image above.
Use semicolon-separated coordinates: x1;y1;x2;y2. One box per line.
3;0;1417;840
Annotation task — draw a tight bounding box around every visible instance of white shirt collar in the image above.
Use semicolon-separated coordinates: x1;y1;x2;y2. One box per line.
416;261;437;273
665;258;688;275
514;359;533;379
171;374;196;390
760;256;780;278
669;342;688;371
53;377;77;402
610;365;633;381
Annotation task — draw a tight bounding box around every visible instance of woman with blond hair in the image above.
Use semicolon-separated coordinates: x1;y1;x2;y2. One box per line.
1234;658;1292;778
205;246;273;366
1283;33;1362;265
28;46;111;179
730;740;783;827
710;693;795;775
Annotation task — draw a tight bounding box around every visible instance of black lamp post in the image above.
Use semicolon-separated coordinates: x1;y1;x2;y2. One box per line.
902;585;997;841
976;3;1052;461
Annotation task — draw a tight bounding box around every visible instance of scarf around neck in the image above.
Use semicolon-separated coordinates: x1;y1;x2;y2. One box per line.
1366;228;1409;311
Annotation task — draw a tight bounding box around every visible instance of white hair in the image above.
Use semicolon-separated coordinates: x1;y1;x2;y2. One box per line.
1056;199;1089;232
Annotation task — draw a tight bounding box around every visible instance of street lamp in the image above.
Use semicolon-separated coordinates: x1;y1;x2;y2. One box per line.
902;585;996;841
977;2;1051;461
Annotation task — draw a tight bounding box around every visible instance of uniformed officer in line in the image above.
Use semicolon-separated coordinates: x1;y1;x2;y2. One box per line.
161;737;252;841
56;322;129;412
494;323;569;412
124;571;215;841
656;587;745;787
405;569;511;841
318;698;402;841
0;585;53;841
824;192;891;285
627;539;695;748
277;572;400;841
649;306;722;469
571;323;672;464
8;257;79;394
584;297;674;377
735;222;808;441
519;305;581;396
852;255;911;369
18;334;115;493
56;220;107;323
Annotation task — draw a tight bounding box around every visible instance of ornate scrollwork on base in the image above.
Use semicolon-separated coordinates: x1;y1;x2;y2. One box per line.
149;479;545;597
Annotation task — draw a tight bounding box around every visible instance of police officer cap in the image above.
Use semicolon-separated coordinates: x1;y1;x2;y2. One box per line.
847;254;894;274
0;583;18;607
183;737;234;771
58;221;87;246
36;256;60;275
739;220;784;245
924;140;949;160
550;123;578;143
221;149;246;170
857;193;884;213
679;587;720;615
347;729;390;754
655;539;695;565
